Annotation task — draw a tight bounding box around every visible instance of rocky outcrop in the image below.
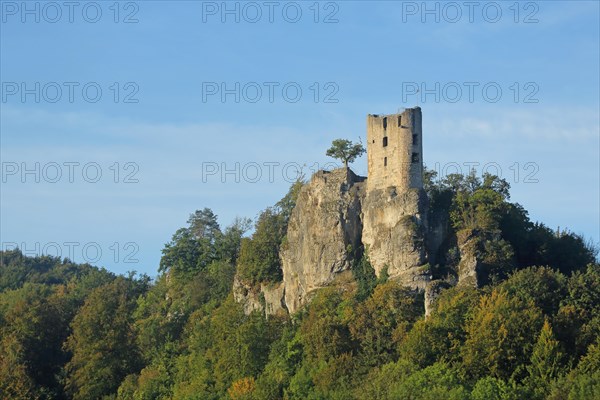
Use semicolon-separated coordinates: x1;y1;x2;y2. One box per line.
232;276;262;315
424;280;452;317
456;229;514;288
235;167;442;315
457;229;481;287
280;169;365;314
427;203;451;267
277;169;432;313
361;187;430;289
232;275;287;316
230;108;466;315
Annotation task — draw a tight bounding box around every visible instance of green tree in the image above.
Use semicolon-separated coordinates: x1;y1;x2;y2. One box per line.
423;167;454;224
172;298;280;398
0;249;115;293
237;179;303;284
548;338;600;400
461;289;544;381
119;343;177;400
325;139;365;169
0;283;72;398
253;326;301;400
525;319;566;398
554;264;600;361
349;281;423;367
159;227;205;276
500;266;568;317
64;277;147;400
299;289;353;363
399;286;480;368
133;276;180;362
471;376;523;400
447;172;510;232
218;217;253;264
159;208;226;277
350;252;378;301
0;334;39;399
358;359;416;400
187;208;221;242
237;208;286;284
389;362;468;400
500;207;596;275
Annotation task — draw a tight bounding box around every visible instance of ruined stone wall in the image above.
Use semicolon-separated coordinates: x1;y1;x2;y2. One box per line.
367;107;423;192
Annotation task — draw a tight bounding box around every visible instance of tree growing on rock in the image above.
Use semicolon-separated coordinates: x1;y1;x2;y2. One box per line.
326;139;365;169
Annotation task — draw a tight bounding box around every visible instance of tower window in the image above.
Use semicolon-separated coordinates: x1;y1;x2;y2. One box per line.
383;136;388;147
411;153;419;163
384;157;387;167
383;117;387;130
398;116;402;127
412;134;418;145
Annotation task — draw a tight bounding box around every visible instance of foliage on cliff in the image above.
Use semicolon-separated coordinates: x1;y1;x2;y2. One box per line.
424;169;596;283
237;178;303;285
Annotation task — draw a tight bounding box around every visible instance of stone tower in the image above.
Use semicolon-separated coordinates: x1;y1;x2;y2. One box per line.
366;107;423;192
362;106;428;288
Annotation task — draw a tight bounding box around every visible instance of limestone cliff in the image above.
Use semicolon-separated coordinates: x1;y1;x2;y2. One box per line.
280;169;365;314
456;229;515;288
456;229;482;287
232;275;287;317
234;167;444;314
361;187;430;289
274;167;431;313
424;280;452;317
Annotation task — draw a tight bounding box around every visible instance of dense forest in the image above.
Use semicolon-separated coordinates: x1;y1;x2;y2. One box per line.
1;170;598;400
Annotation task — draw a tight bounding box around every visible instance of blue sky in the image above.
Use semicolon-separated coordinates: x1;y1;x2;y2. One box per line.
1;0;599;276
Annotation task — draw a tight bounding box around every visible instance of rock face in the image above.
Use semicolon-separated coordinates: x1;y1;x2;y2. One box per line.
457;229;481;287
232;275;287;317
276;168;431;314
424;280;451;317
362;187;429;289
456;229;513;288
234;167;440;315
281;169;365;314
427;205;451;267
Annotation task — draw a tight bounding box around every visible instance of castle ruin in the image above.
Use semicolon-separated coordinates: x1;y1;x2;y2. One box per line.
236;107;432;315
361;107;428;288
367;107;423;192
